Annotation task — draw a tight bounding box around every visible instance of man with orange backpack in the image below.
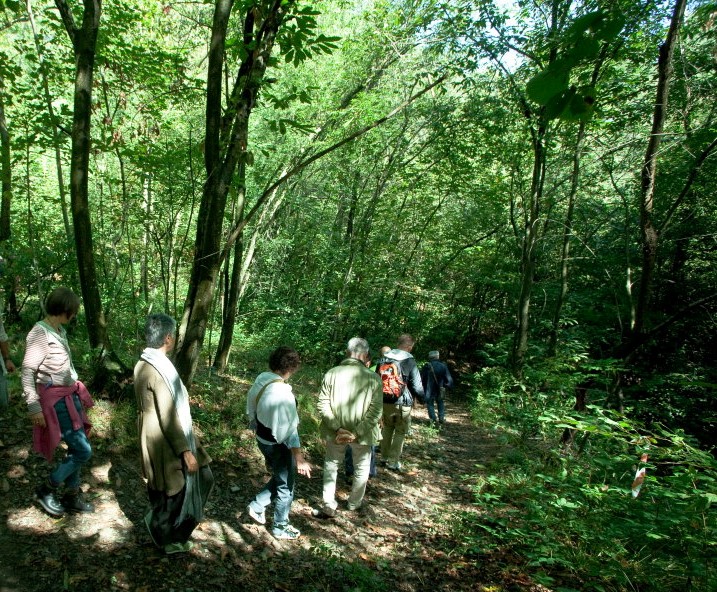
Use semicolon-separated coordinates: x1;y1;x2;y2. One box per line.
376;334;424;472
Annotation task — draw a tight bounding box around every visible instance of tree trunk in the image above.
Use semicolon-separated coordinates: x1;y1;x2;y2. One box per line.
632;0;686;338
213;154;248;372
0;77;10;241
214;235;243;372
140;171;151;302
27;0;73;242
548;122;585;356
55;0;112;360
174;0;290;384
510;122;546;377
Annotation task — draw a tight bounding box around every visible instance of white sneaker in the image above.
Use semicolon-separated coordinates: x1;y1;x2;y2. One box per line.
386;461;402;471
272;524;301;540
246;504;266;525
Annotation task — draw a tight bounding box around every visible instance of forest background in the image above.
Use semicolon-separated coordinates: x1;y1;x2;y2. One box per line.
0;0;716;590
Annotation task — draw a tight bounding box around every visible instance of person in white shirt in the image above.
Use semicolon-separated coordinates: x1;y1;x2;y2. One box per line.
245;346;311;540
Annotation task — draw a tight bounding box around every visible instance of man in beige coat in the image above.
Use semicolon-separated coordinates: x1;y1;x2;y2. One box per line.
314;337;383;517
134;313;213;554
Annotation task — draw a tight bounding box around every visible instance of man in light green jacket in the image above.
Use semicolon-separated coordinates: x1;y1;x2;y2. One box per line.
314;337;383;516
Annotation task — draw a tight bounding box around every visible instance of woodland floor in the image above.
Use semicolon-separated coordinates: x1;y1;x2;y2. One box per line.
0;387;548;592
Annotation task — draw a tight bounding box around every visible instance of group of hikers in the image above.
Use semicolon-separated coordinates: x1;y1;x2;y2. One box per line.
244;332;454;540
4;287;453;553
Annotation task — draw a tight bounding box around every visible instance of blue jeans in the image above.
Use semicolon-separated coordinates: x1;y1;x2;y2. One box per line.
0;373;8;408
49;394;92;489
426;392;445;422
345;444;377;477
250;441;295;529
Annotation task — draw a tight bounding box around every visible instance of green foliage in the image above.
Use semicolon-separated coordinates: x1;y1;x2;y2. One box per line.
462;364;717;591
525;10;625;121
304;542;389;592
277;5;341;66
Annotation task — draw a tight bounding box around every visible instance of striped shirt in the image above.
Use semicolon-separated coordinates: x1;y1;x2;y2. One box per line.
21;321;78;415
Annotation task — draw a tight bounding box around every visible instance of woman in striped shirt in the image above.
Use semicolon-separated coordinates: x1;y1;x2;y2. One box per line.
22;287;94;517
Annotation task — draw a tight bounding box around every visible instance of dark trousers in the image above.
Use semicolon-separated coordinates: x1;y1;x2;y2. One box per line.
146;466;214;546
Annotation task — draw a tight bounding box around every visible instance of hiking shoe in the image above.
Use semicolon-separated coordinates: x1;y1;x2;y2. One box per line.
164;541;194;554
35;483;65;517
246;504;266;525
347;503;372;517
272;524;301;540
62;491;95;513
386;461;402;472
311;507;335;520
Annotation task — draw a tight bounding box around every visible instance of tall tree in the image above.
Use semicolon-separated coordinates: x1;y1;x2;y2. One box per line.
26;0;72;241
632;0;686;339
174;0;300;383
0;74;11;242
54;0;107;350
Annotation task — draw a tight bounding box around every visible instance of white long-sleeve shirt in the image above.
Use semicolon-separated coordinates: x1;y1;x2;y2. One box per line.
246;371;300;448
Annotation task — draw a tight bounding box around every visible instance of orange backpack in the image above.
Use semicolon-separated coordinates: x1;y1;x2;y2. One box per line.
378;359;404;401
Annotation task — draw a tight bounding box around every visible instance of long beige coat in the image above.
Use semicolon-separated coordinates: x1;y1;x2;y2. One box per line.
134;361;210;496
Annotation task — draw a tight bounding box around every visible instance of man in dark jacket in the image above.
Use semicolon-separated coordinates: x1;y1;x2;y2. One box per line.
376;334;424;472
421;350;454;426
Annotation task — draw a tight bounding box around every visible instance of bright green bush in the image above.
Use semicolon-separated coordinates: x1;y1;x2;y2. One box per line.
462;366;717;591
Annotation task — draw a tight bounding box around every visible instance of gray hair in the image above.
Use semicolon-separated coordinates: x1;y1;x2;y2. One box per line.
346;337;370;356
145;313;176;348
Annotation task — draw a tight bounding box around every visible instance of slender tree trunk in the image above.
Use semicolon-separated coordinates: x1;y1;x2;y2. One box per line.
0;79;18;321
141;171;151;301
0;77;11;241
213;157;248;372
27;0;73;242
548;122;585;356
174;0;290;384
214;236;243;371
55;0;108;353
508;0;567;378
25;131;43;306
510;122;546;377
633;0;686;337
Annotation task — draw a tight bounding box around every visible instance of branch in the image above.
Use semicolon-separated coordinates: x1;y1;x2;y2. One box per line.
436;228;501;275
658;136;717;234
615;291;717;359
54;0;77;46
219;72;450;262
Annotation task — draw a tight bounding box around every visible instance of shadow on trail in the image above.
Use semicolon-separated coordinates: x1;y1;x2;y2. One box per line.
0;394;518;592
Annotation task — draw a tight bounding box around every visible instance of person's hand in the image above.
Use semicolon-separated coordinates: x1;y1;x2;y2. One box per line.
30;412;46;428
294;451;312;478
335;427;356;444
182;450;199;473
4;359;15;373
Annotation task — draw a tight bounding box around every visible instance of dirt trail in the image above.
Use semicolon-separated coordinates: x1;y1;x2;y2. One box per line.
0;395;521;592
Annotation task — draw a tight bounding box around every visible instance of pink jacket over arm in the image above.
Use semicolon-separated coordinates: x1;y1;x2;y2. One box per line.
33;381;94;461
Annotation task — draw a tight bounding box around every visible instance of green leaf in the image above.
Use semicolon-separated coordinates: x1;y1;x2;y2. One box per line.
564;11;604;42
544;87;574;119
571;37;601;62
526;68;569;106
593;15;625;41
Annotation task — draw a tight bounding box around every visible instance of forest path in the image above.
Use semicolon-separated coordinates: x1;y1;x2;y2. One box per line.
0;393;540;592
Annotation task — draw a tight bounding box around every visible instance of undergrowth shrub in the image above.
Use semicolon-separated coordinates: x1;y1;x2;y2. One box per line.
462;365;717;591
